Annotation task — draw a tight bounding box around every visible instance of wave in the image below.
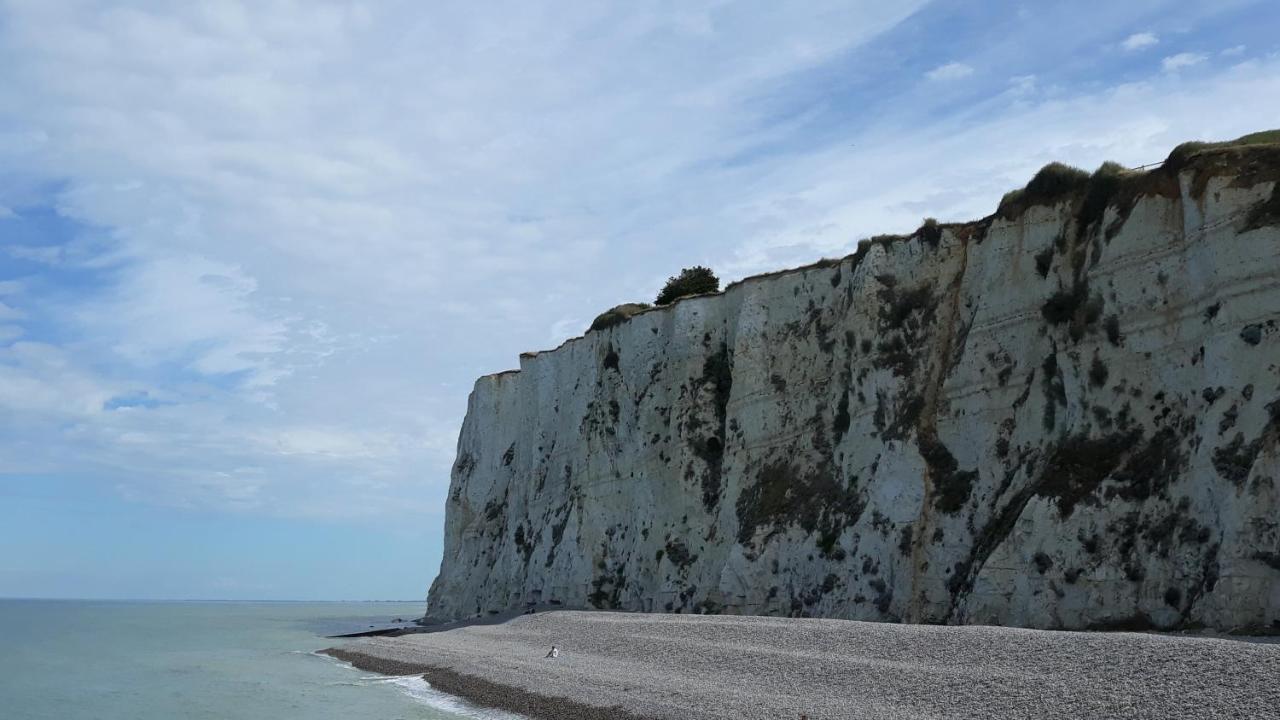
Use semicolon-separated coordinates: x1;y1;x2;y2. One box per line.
313;649;527;719
384;675;527;720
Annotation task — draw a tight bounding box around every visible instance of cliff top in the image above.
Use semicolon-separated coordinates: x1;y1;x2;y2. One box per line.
491;131;1280;380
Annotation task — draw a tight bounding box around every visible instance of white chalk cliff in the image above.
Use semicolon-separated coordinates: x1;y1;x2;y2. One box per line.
428;139;1280;631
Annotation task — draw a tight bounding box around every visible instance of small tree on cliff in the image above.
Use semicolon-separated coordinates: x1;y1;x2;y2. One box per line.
655;266;720;305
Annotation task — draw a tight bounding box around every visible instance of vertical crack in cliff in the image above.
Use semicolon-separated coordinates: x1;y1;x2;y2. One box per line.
907;230;974;623
939;211;1088;624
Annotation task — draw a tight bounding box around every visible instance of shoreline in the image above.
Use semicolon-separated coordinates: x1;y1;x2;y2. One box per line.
325;609;1280;720
321;647;649;720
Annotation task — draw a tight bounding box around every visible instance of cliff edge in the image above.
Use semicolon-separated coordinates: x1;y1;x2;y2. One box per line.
428;136;1280;631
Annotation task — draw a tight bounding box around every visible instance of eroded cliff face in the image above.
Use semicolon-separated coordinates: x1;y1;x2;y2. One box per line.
428;144;1280;631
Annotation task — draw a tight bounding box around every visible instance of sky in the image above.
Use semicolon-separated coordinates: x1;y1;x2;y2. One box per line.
1;0;1278;601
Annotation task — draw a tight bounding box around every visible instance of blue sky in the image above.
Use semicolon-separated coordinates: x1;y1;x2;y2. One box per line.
1;0;1278;600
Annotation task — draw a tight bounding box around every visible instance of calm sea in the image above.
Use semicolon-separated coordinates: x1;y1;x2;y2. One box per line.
0;599;524;720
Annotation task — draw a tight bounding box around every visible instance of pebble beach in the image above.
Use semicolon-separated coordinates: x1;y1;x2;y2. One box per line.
325;610;1280;719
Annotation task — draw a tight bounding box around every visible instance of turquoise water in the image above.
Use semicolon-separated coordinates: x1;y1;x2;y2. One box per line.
0;600;522;720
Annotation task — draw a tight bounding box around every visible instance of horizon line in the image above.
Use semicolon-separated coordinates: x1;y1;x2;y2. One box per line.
0;596;425;603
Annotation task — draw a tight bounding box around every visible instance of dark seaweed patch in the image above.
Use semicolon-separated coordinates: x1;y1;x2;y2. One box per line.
1037;431;1140;517
897;524;914;556
1242;182;1280;233
833;392;851;443
1088;354;1108;388
693;343;733;511
664;537;697;568
919;434;977;514
1212;432;1261;486
1033;552;1053;574
1104;315;1122;346
602;344;620;371
1041;352;1066;431
735;460;864;558
1034;246;1054;278
1107;427;1185;502
1241;324;1263;346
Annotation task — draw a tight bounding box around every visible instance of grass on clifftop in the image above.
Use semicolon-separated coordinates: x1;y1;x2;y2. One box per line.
1165;128;1280;169
998;129;1280;219
590;303;651;332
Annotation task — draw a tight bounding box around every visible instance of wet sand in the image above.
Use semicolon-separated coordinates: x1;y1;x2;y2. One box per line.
325;610;1280;720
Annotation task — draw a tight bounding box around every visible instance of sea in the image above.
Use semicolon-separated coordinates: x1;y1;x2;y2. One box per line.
0;599;525;720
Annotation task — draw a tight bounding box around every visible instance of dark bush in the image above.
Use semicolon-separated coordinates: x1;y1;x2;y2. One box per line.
1164;141;1213;171
1093;160;1128;175
1026;162;1090;199
918;217;942;248
999;162;1090;218
655;266;720;305
589;302;650;332
1078;161;1127;232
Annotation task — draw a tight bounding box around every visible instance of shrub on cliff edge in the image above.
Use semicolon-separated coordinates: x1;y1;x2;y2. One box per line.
998;162;1091;218
655;266;720;305
918;217;942;248
589;302;651;332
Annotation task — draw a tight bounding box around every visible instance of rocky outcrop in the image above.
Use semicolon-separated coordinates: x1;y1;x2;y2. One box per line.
427;140;1280;631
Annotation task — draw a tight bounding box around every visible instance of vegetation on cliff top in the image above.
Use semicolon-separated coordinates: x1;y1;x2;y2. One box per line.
590;303;651;332
1165;128;1280;170
582;130;1280;337
655;265;720;305
997;128;1280;221
587;265;721;334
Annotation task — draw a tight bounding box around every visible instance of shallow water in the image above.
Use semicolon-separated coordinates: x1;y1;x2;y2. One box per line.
0;599;523;720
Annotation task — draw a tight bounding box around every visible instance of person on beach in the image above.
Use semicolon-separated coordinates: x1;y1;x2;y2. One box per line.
544;645;559;658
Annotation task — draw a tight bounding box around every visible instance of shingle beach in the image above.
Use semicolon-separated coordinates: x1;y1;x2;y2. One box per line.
325;610;1280;719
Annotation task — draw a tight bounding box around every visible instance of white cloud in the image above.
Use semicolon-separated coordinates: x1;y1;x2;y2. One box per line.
549;316;586;345
0;301;24;321
7;244;64;264
0;1;928;518
1122;32;1159;51
926;61;974;81
1008;75;1037;94
1221;45;1246;57
0;0;1272;529
1162;52;1208;72
0;341;117;420
721;56;1280;279
262;427;398;460
75;255;292;387
0;205;14;218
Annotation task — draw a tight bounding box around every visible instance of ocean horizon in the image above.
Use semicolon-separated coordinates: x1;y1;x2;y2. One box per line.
0;599;524;720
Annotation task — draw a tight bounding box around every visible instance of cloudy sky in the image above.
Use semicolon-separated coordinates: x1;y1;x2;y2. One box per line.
1;0;1277;600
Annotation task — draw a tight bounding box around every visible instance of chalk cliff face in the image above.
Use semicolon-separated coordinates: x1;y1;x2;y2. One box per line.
428;142;1280;631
